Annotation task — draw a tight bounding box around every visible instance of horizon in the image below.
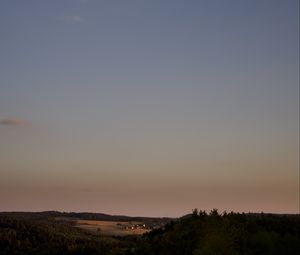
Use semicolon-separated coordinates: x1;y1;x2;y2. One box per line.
0;0;299;217
1;208;299;219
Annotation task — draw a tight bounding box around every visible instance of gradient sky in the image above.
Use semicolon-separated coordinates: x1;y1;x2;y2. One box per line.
0;0;299;217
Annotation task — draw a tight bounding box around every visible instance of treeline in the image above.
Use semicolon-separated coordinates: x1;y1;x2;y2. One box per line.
0;214;133;255
133;209;300;255
0;211;170;224
1;210;300;255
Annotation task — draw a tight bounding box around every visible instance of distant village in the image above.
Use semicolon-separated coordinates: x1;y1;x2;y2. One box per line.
117;222;164;231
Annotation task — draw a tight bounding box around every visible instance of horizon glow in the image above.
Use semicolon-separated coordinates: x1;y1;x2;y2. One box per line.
0;0;299;217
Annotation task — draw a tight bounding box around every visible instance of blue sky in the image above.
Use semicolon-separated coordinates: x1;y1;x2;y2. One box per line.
0;0;298;216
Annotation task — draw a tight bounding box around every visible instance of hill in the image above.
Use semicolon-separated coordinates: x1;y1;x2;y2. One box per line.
133;209;300;255
1;210;300;255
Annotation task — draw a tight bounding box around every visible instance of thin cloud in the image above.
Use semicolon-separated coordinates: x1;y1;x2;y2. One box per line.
58;14;84;24
0;118;28;127
81;188;93;193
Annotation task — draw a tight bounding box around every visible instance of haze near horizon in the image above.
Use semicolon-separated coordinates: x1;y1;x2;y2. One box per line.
0;0;299;217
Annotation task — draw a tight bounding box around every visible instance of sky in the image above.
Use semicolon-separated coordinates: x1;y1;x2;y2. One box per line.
0;0;299;217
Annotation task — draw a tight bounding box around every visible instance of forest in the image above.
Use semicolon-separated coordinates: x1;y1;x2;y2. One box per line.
1;210;300;255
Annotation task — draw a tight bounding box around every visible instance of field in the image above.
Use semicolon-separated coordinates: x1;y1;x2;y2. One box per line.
1;211;300;255
75;219;151;236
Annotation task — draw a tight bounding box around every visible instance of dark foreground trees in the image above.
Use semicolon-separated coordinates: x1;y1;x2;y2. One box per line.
1;210;300;255
133;210;300;255
0;215;132;255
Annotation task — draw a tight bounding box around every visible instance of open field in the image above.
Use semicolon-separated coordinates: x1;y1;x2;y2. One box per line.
75;220;151;236
1;211;300;254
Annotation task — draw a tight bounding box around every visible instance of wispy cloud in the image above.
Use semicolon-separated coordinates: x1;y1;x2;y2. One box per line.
58;14;84;24
81;188;93;193
0;118;28;127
